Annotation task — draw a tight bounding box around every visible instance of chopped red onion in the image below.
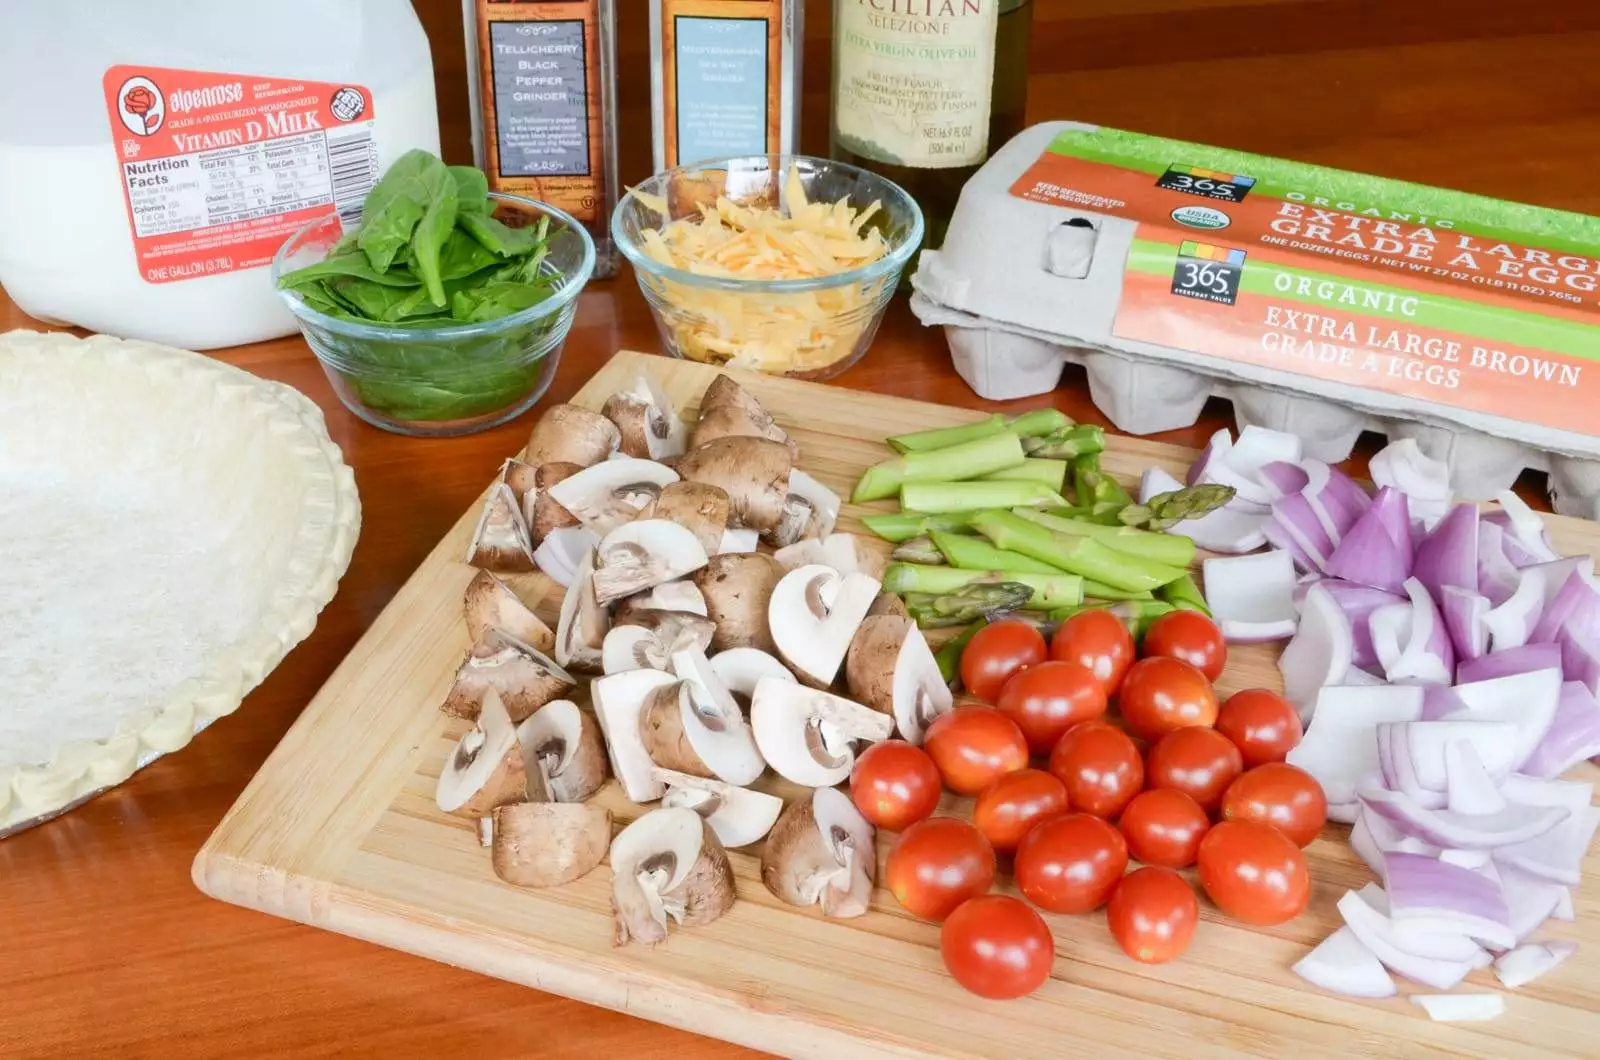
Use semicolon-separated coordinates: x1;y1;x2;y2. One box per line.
1483;564;1548;652
1145;464;1268;553
1554;887;1576;921
1521;682;1600;778
1271;493;1334;569
1441;586;1490;661
1358;777;1570;850
1256;459;1310;498
1323;488;1412;594
1228;425;1304;478
1315;582;1403;670
1494;776;1598;887
1495;941;1577;989
1378;723;1443;808
1278;583;1352;706
1421;685;1466;721
1370;438;1453;531
1337;887;1477;990
1528;562;1600;645
1189;428;1274;506
1202;550;1299;643
1456;644;1563;685
1351;809;1440;877
1410;994;1506;1023
1445;741;1508;817
1496;862;1568;944
1411;503;1479;604
1370;579;1453;685
1449;667;1563;770
1478;521;1521;606
1139;466;1184;504
1292;926;1397;998
1286;686;1424;800
1321;464;1373;534
1491;490;1560;566
1384;851;1515;950
1400;720;1522;790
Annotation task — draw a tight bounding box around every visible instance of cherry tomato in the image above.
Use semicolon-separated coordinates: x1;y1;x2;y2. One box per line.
1014;813;1129;914
1197;820;1311;925
973;769;1069;853
885;817;997;921
1050;609;1135;695
850;740;943;832
1046;720;1143;819
923;706;1030;796
959;620;1047;701
1117;788;1210;869
1145;727;1244;815
995;660;1108;755
1141;610;1227;682
1220;763;1329;848
1116;656;1219;742
940;895;1055;999
1215;689;1304;767
1106;867;1199;964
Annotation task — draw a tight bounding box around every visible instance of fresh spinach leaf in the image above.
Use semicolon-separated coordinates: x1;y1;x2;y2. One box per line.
436;229;505;280
457;210;538;257
449;280;556;323
328;276;443;322
408;163;459;309
278;246;421;289
357;149;449;273
450;166;490;214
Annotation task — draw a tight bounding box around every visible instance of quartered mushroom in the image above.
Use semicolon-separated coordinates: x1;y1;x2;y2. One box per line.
761;787;876;919
601;610;716;675
845;614;953;745
465;482;536;572
615;579;708;622
491;802;612;888
652;481;730;555
524;403;620;468
689;374;797;458
749;678;894;787
695;552;783;654
764;470;842;548
602;372;688;460
590;519;709;605
547;457;679;535
436;690;536;845
497;458;540;528
774;533;884;580
637;648;765;786
530;525;598;589
654;768;784;849
708;647;796;707
530;461;582;544
463;570;555;654
442;627;575;723
717;527;760;554
516;699;609;803
676;436;792;533
555;548;610;674
768;563;883;687
867;592;910;620
609;806;736;947
590;668;678;802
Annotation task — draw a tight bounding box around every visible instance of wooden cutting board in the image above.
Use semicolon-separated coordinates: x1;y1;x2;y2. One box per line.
194;350;1600;1060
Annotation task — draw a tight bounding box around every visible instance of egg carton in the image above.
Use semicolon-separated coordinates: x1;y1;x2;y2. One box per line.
909;121;1600;520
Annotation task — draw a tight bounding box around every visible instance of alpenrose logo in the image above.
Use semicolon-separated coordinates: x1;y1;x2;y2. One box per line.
117;76;165;136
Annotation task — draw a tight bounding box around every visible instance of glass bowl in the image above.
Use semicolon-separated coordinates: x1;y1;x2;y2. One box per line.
272;193;595;437
612;154;923;380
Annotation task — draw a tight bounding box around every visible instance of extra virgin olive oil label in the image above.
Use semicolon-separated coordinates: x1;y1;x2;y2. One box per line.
102;66;379;283
833;0;1002;169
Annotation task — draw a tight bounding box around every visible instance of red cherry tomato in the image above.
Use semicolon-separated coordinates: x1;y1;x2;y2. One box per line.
1050;609;1135;695
940;895;1055;1000
1116;656;1219;743
1117;788;1210;869
1145;727;1244;815
1197;820;1311;925
1046;719;1143;819
1140;610;1227;682
1014;813;1129;914
850;740;943;832
1220;763;1329;848
959;620;1047;701
972;769;1069;853
995;660;1108;755
923;706;1030;796
1215;689;1304;767
885;817;997;921
1106;867;1199;964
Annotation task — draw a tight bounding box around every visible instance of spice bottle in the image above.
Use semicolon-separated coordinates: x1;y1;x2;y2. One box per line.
648;0;802;171
465;0;620;277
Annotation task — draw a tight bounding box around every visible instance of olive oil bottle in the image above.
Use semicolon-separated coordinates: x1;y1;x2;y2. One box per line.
829;0;1033;247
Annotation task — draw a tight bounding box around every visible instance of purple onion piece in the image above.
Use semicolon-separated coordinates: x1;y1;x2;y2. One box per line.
1455;643;1563;684
1520;682;1600;778
1412;504;1479;603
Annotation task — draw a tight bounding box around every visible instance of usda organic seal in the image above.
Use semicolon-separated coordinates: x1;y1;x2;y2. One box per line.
1171;205;1231;230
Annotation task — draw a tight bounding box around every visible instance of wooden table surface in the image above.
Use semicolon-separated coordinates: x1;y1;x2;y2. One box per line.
5;2;1600;1056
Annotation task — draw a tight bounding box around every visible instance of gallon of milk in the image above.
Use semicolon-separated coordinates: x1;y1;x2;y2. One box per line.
0;1;441;350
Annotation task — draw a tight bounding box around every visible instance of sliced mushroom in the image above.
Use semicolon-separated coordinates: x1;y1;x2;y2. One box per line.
773;538;826;572
676;437;791;533
718;527;760;554
691;374;798;458
442;628;576;723
517;699;609;802
530;525;598;588
763;470;842;548
555;548;610;674
591;519;710;605
601;611;717;675
768;564;883;688
761;787;876;919
531;461;581;545
652;481;730;556
823;533;888;581
845;614;953;745
463;570;555;654
602;372;688;461
590;668;677;802
655;768;784;849
867;592;910;620
615;580;708;623
525;403;620;468
637;648;765;785
491;802;612;888
709;647;796;708
465;483;536;572
610;807;736;947
694;552;783;654
749;678;894;787
436;690;531;822
547;457;679;535
498;458;540;528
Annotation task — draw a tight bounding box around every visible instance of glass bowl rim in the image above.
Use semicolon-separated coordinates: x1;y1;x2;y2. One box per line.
610;153;925;295
271;191;596;342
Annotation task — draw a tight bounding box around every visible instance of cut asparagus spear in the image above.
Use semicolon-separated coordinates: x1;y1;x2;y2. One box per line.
900;480;1068;513
1073;454;1133;509
859;511;976;543
931;531;1060;574
904;588;1035;629
1023;424;1105;460
968;510;1187;593
853;431;1025;502
979;459;1069;491
883;562;1084;610
1050;600;1176;639
1117;485;1236;531
891;535;945;565
1082;581;1155;601
888;409;1071;454
1011;509;1197;569
1157;572;1211;616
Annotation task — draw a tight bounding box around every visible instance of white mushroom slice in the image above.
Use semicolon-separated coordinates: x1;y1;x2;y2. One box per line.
750;678;893;787
531;525;597;588
524;403;620;468
601;611;716;675
635;580;709;616
602;372;688;460
761;787;876;919
769;564;883;688
465;482;536;572
497;457;539;516
695;552;784;654
676;437;792;532
516;699;609;803
530;461;582;544
655;768;784;848
547;457;679;535
867;592;911;620
709;647;796;706
555;549;610;674
637;648;765;785
463;570;555;654
442;627;575;723
652;481;730;555
491;802;612;888
591;519;710;605
610;807;736;947
591;669;679;802
823;534;887;581
436;690;531;819
765;470;842;548
845;614;953;745
718;527;760;554
774;538;827;572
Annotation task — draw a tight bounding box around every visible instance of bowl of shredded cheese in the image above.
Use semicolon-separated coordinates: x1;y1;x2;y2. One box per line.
612;155;923;379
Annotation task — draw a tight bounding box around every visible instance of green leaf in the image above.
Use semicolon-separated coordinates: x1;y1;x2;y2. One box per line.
436;229;506;280
449;280;555;323
277;246;421;290
458;210;539;257
450;166;490;214
409;165;460;308
328;276;439;321
357;149;450;274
